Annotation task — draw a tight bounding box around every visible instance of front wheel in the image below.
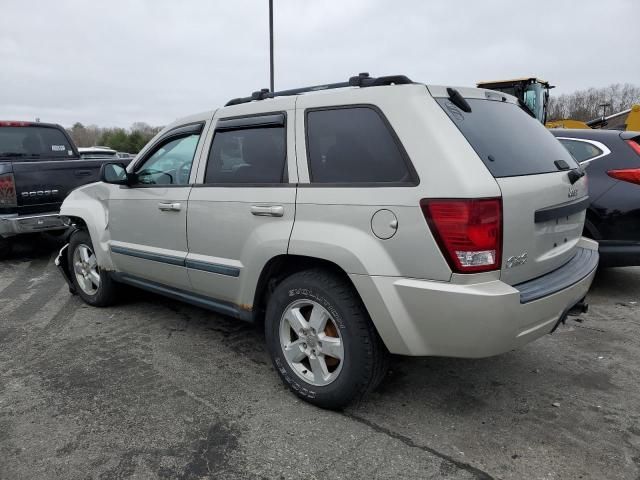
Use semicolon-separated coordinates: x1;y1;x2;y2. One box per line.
68;229;118;307
265;269;388;409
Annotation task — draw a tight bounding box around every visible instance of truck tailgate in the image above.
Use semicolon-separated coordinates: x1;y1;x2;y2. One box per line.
13;159;105;212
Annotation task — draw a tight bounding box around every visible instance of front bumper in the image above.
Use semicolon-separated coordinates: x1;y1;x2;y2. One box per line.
0;212;67;238
352;239;599;357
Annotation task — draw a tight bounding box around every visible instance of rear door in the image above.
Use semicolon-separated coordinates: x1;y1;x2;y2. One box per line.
434;90;588;285
186;102;297;309
0;124;102;214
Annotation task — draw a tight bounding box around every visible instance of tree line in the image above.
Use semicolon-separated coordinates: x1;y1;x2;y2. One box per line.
548;83;640;122
67;122;163;153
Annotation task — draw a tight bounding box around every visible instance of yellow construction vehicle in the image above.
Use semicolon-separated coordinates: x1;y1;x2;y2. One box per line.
477;78;640;131
476;77;553;124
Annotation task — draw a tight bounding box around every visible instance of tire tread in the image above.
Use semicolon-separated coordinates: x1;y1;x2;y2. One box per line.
266;267;388;408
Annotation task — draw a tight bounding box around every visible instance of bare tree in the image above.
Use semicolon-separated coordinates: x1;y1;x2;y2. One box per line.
548;83;640;122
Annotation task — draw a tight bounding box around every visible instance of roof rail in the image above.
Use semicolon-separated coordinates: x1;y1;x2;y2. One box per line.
224;73;414;107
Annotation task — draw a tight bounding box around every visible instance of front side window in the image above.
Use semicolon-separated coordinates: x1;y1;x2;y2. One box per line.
134;133;200;185
205;126;286;184
559;139;603;163
306;107;412;184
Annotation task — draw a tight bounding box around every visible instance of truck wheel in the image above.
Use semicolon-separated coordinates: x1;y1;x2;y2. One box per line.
68;229;117;307
265;268;388;409
0;237;11;259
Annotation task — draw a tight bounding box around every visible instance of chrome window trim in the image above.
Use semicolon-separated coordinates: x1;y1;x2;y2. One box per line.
556;137;611;166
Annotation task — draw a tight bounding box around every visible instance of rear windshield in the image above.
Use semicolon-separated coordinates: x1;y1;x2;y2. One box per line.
436;98;578;177
0;126;76;159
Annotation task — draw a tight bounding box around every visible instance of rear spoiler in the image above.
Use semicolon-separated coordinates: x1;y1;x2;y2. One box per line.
620;131;640;141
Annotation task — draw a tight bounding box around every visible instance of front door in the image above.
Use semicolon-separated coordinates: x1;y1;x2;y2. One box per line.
108;122;207;290
186;103;297;314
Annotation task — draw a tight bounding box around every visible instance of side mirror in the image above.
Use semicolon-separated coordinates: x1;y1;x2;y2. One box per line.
100;162;129;185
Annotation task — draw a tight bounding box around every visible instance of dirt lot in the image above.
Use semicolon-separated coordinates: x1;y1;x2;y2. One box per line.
1;235;639;480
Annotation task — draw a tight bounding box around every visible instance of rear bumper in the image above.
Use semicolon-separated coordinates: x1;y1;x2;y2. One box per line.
598;241;640;268
0;212;67;238
352;238;599;357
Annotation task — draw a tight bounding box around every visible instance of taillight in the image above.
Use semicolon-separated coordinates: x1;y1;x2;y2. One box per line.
607;168;640;185
605;141;640;184
421;198;502;273
0;173;17;207
626;139;640;156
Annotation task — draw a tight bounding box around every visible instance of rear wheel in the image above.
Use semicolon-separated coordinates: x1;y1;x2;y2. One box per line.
265;268;388;409
68;229;118;307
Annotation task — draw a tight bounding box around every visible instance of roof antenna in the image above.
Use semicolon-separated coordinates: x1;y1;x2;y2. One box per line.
269;0;274;92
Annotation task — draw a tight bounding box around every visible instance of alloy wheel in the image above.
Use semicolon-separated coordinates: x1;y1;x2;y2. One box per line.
73;244;100;295
279;299;345;386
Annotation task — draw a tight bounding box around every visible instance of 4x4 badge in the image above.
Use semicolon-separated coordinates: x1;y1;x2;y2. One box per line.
506;251;528;269
568;186;578;198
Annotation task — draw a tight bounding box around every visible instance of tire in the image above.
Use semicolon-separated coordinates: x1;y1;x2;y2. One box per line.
68;229;118;307
265;268;388;409
0;237;12;259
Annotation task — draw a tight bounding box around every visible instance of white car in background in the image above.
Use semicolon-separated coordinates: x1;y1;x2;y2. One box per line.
78;146;118;159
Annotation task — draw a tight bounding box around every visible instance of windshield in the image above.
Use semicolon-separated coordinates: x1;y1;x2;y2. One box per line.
436;97;578;178
0;126;76;159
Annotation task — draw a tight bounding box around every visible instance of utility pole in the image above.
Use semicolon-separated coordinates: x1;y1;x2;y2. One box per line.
269;0;274;92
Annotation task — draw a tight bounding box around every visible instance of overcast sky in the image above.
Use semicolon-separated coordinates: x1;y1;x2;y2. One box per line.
1;0;637;127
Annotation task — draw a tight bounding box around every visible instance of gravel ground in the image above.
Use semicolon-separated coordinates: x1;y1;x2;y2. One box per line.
1;235;639;480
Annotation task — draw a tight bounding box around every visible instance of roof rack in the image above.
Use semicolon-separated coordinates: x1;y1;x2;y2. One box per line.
225;73;414;106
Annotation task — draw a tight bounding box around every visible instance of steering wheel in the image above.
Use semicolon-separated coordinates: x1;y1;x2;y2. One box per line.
136;168;173;184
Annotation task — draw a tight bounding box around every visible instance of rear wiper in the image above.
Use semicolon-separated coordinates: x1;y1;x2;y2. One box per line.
554;159;585;184
568;168;585;184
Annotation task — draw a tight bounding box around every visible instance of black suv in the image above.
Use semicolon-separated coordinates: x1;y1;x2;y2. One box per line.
552;128;640;267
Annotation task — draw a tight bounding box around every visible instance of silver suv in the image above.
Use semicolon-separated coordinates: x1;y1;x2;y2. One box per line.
57;74;598;409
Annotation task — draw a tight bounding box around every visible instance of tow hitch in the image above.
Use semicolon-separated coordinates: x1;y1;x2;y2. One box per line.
55;243;77;295
568;300;589;315
550;298;588;333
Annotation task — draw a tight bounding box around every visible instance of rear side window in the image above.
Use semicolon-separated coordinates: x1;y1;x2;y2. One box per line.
0;126;75;159
558;139;603;163
205;126;286;184
306;107;414;184
436;98;579;177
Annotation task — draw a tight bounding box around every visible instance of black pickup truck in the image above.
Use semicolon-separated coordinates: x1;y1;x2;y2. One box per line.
0;121;131;257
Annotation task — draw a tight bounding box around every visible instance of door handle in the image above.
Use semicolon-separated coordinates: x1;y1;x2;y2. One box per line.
74;169;92;177
158;202;181;212
251;205;284;217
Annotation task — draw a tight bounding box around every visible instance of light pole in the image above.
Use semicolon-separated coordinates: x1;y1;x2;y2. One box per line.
269;0;274;92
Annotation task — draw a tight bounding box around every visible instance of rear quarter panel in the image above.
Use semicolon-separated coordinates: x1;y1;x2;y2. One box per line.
290;84;501;281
